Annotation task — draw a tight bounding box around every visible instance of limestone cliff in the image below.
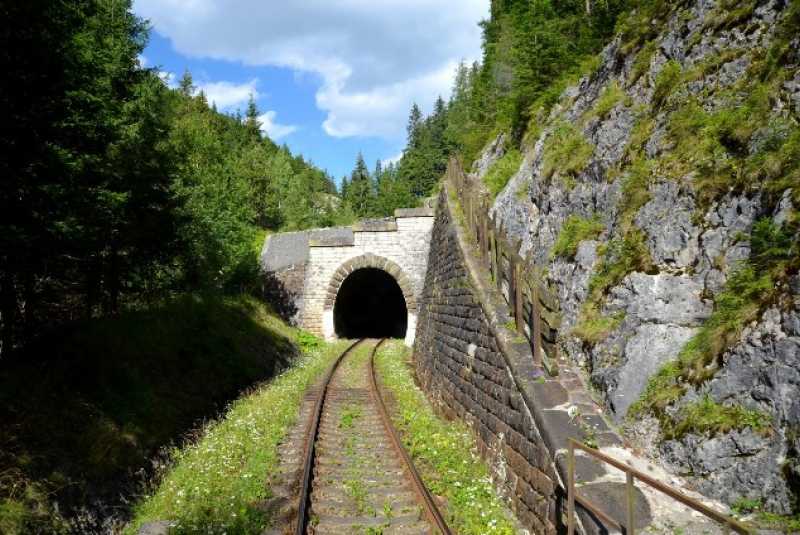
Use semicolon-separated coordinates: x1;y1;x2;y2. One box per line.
482;0;800;514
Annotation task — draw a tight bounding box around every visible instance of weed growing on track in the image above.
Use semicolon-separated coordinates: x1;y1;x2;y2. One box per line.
374;340;517;534
126;338;351;535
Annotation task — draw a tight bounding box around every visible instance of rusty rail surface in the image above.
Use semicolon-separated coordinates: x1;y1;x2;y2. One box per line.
295;339;451;534
446;156;561;375
368;342;452;535
567;438;752;535
295;338;364;535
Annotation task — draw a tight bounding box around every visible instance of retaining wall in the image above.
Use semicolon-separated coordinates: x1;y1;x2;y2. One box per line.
413;185;647;534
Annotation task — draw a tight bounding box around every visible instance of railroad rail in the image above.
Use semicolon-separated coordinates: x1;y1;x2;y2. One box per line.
295;339;451;534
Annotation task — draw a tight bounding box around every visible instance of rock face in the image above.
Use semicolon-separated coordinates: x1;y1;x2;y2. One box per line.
484;0;800;513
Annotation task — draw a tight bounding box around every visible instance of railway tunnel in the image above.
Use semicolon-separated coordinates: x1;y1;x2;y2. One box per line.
333;267;408;339
259;208;435;345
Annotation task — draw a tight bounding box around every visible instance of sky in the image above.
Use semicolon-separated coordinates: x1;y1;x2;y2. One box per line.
132;0;489;183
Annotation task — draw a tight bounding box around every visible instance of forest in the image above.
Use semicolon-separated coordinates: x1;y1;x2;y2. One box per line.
0;0;667;530
0;0;432;360
0;0;634;359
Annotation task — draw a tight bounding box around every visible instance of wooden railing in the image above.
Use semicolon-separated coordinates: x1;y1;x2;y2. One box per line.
446;156;560;375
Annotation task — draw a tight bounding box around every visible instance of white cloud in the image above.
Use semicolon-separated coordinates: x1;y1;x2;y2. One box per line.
138;54;147;67
258;111;298;140
383;151;404;166
198;78;259;112
133;0;487;141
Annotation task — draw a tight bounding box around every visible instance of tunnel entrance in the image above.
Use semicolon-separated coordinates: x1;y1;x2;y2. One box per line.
333;268;408;339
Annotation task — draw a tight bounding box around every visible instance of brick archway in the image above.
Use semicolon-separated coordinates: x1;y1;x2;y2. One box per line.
322;253;418;344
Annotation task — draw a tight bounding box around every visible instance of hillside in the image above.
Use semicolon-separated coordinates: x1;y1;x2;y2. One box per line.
0;296;300;532
471;0;800;518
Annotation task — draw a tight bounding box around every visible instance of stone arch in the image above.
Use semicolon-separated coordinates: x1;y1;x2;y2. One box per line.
322;253;418;344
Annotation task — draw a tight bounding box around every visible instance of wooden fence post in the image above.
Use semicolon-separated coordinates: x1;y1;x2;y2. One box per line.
480;199;488;261
496;221;505;295
531;265;542;366
514;243;525;335
489;214;497;282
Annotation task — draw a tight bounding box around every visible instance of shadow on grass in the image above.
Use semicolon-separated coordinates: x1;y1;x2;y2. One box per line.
0;294;298;533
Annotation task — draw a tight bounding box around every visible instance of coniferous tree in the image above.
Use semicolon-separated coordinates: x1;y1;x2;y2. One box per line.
344;153;376;218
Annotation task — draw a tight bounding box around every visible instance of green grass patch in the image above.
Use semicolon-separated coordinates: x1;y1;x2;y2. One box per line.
541;120;594;187
572;310;625;344
551;213;606;260
126;339;351;534
574;230;653;347
585;81;629;122
374;341;517;534
756;511;800;532
666;394;771;440
0;294;300;533
703;0;759;32
484;148;524;200
630;41;657;85
618;157;656;233
652;60;682;110
586;231;655;308
660;78;800;208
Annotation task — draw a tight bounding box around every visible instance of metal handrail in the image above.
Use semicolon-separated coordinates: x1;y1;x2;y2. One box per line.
567;438;751;535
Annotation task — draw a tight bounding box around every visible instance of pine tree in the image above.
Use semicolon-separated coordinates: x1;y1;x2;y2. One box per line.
245;93;262;141
178;68;195;99
344;153;376;218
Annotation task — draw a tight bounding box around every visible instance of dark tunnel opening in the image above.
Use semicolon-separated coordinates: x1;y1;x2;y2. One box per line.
334;268;408;339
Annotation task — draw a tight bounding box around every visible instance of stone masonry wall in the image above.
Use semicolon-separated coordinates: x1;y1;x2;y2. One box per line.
301;214;434;344
414;190;561;534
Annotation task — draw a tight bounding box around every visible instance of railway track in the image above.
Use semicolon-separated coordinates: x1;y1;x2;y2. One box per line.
295;339;451;535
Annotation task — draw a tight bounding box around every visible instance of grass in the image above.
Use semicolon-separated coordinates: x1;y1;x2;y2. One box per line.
572;310;625;344
540;120;594;187
586;231;655;308
665;394;772;440
126;338;352;534
585;80;629;122
572;231;653;346
0;294;300;534
630;41;657;85
484;148;524;201
374;341;517;534
652;60;682;110
618;157;656;233
551;213;606;260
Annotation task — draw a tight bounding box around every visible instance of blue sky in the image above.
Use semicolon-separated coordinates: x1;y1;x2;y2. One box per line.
133;0;488;183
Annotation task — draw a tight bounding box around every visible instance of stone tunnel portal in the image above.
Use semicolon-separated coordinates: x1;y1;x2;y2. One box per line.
333;268;408;339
